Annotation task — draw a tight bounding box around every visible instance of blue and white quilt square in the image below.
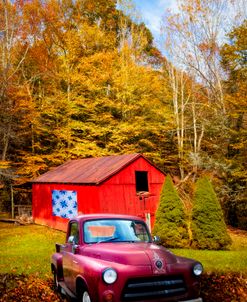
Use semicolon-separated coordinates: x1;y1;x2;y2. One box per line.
52;190;78;219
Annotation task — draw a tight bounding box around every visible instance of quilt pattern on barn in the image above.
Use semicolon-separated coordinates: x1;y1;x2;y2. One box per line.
52;190;78;219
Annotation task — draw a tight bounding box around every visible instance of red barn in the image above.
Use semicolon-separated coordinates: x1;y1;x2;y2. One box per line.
32;154;165;231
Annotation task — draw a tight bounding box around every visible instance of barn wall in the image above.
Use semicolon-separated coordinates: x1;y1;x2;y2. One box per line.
98;157;165;229
32;183;99;231
32;156;165;231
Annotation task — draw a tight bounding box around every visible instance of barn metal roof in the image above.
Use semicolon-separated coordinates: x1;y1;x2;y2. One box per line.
32;153;151;185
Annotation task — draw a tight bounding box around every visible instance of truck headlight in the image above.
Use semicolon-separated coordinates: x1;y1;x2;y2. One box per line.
102;268;117;284
193;263;203;276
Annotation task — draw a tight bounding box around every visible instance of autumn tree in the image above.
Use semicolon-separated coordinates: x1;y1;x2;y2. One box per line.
0;0;40;193
103;0;173;167
220;20;247;229
12;0;172;180
163;0;241;113
0;1;31;162
164;61;207;181
17;0;119;176
161;0;247;183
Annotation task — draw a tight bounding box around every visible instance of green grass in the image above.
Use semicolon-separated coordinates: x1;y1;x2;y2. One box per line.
171;228;247;274
171;249;247;273
0;222;247;278
0;222;65;278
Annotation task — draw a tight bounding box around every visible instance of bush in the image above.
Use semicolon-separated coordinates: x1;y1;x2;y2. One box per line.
153;175;189;248
191;177;232;250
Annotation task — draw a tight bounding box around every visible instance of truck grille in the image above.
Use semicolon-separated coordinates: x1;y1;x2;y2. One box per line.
121;275;187;301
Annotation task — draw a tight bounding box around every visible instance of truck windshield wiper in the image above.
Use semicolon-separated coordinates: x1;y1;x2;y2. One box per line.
97;236;119;243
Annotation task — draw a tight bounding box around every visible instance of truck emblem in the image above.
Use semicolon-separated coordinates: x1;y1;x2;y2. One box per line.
156;260;163;269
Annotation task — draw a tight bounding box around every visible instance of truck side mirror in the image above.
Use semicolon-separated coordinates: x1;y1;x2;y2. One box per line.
68;235;75;244
68;235;79;254
153;236;161;244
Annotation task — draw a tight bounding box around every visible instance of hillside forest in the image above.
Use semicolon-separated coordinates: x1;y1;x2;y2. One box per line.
0;0;246;229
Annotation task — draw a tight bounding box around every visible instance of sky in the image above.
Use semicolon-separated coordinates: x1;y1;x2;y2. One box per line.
132;0;178;46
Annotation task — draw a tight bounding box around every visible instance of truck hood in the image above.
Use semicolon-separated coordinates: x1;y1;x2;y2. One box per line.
81;243;178;268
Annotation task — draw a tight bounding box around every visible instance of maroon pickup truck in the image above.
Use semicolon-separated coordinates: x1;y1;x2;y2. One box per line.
51;214;203;302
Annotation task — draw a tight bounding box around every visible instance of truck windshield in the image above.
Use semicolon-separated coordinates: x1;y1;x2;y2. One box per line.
83;219;151;243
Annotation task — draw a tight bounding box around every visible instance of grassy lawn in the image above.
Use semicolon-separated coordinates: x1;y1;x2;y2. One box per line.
0;222;247;278
172;228;247;274
0;222;65;278
172;249;247;274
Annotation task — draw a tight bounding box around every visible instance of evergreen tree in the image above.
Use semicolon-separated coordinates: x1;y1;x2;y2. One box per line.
191;177;232;250
153;175;189;248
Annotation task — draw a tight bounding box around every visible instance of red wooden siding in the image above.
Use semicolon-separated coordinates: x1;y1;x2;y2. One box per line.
32;154;165;231
32;183;100;231
98;157;165;228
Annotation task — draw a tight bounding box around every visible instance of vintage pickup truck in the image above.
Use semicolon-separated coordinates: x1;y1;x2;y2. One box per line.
51;214;203;302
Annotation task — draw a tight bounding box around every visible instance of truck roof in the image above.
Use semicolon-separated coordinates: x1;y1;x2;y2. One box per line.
73;213;145;222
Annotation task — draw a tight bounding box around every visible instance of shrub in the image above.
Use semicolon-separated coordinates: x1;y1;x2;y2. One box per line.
191;177;232;250
153;175;189;248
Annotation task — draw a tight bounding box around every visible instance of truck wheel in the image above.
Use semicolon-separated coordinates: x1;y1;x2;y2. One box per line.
53;270;61;293
81;291;91;302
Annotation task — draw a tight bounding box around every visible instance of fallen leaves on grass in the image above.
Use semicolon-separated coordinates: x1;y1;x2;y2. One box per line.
201;272;247;302
1;272;247;301
0;274;64;302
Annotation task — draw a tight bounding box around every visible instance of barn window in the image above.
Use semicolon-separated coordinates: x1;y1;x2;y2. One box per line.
135;171;149;192
52;190;78;219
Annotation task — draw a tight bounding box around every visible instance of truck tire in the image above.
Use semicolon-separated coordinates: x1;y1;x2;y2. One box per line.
81;291;91;302
53;270;61;293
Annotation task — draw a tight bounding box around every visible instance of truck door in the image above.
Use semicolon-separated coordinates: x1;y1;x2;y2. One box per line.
62;221;79;292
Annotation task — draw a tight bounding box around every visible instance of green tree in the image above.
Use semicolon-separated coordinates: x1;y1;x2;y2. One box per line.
191;177;232;250
153;175;189;248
